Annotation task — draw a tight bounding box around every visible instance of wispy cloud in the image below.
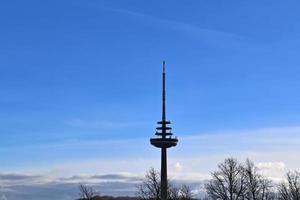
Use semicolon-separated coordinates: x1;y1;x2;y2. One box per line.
1;126;299;182
181;126;300;152
66;119;149;129
98;5;246;48
1;126;300;199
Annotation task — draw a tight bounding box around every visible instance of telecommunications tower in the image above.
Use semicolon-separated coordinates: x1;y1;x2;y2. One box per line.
150;61;178;200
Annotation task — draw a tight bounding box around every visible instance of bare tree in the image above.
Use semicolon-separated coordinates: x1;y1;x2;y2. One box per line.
137;168;161;200
278;171;300;200
179;185;194;200
243;159;274;200
137;168;194;200
78;184;97;200
168;183;180;200
260;178;276;200
205;158;246;200
244;159;261;200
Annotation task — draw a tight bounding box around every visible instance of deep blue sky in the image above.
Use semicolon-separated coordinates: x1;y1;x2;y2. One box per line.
1;0;300;173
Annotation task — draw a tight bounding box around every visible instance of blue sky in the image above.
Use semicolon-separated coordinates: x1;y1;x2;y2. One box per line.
1;0;300;198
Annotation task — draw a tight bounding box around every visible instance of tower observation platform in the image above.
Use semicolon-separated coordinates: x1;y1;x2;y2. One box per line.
150;61;178;200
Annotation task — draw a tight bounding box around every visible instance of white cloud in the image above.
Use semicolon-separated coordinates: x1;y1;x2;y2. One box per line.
257;162;285;171
173;162;183;173
256;162;286;181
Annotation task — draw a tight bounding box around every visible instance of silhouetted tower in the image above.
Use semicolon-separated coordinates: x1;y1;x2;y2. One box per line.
150;61;178;200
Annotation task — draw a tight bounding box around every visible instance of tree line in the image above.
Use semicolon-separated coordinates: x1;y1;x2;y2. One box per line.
205;158;299;200
77;158;300;200
136;158;300;200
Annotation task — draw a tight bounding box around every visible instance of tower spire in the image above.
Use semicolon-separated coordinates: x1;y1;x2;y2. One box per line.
162;61;166;122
